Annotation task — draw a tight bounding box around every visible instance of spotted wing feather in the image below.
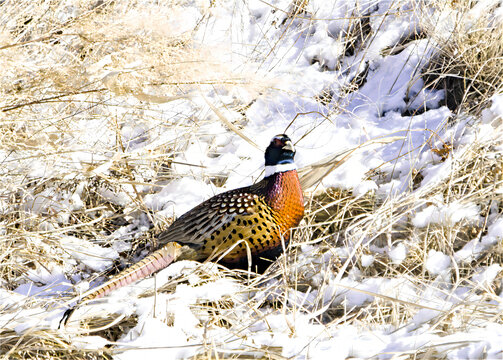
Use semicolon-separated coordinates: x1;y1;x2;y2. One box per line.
157;189;256;246
156;187;285;263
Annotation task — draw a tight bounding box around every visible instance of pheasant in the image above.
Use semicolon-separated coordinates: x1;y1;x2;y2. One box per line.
61;134;304;324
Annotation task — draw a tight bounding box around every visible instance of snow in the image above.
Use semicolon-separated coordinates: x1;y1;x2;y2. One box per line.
116;317;199;360
482;217;503;246
388;243;407;265
144;176;217;217
455;218;503;263
60;236;119;272
425;250;451;276
361;254;375;267
412;201;481;228
471;264;502;289
14;269;72;298
1;0;503;359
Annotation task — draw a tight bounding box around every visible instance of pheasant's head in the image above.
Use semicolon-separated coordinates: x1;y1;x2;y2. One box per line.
264;134;297;177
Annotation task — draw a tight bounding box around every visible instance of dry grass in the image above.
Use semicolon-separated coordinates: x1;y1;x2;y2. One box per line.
0;329;113;360
1;0;502;359
422;0;503;114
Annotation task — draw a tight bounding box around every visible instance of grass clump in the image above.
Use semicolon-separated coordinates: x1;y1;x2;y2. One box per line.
422;0;503;114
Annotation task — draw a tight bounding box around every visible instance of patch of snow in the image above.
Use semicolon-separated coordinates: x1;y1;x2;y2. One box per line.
425;250;451;276
481;217;503;246
144;177;217;218
353;180;378;197
361;254;374;267
116;317;199;360
14;268;72;297
471;264;502;289
389;243;407;264
72;336;111;350
412;201;480;228
455;217;503;263
60;236;119;272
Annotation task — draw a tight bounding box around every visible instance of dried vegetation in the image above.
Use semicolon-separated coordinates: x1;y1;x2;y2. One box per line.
0;0;502;359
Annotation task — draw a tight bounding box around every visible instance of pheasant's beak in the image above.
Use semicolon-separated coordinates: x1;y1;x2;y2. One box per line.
282;140;295;152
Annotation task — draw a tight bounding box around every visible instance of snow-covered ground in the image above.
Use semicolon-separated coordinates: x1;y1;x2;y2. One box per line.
1;0;502;359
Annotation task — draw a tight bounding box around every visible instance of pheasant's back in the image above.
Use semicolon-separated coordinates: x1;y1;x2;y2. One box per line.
158;170;304;269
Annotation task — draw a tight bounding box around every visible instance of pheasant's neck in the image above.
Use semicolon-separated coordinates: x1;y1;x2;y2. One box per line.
263;169;304;215
264;163;297;177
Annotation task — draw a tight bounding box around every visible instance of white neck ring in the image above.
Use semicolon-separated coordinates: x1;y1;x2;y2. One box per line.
264;163;297;177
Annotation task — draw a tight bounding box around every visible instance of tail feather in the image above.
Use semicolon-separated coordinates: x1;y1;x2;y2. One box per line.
82;242;182;302
60;242;182;327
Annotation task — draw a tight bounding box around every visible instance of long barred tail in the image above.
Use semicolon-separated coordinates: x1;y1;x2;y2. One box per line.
60;242;182;327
